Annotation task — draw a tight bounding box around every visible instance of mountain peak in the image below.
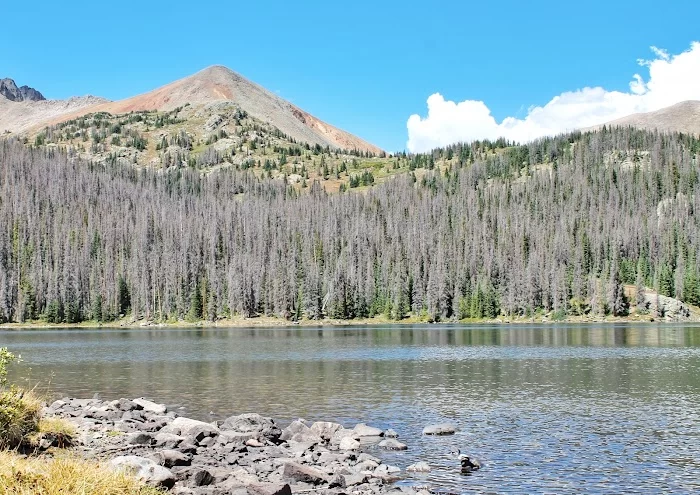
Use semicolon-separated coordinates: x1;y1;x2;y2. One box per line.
0;78;46;102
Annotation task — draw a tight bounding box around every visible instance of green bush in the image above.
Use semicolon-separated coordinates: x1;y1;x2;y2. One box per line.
0;347;17;387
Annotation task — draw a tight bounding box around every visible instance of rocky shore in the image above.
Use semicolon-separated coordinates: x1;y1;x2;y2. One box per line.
44;397;434;495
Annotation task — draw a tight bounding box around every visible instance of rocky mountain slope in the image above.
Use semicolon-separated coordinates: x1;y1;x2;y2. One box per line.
594;100;700;135
0;66;382;154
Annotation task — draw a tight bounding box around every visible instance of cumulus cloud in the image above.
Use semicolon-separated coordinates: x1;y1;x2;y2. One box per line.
407;42;700;152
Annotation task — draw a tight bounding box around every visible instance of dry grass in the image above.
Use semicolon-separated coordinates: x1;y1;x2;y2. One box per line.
26;417;76;449
0;450;163;495
0;388;42;448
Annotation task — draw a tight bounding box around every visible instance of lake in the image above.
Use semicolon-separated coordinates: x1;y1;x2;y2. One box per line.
2;323;700;494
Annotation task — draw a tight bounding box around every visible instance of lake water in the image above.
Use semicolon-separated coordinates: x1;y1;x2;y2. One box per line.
2;324;700;493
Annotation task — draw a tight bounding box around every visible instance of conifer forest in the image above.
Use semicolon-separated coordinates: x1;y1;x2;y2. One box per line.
1;127;699;324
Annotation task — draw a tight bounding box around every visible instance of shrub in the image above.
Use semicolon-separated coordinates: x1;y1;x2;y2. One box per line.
0;347;17;386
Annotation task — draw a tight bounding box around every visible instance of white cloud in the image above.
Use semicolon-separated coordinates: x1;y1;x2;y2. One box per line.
406;42;700;152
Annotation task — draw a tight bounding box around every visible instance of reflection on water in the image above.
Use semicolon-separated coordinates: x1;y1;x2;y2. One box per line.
2;323;700;494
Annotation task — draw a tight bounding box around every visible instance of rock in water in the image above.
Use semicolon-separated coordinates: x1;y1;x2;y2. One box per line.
353;423;384;437
422;423;457;435
384;428;399;438
109;455;175;488
378;439;408;450
406;462;431;472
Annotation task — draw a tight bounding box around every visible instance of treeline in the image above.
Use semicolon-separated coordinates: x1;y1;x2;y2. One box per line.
0;126;699;324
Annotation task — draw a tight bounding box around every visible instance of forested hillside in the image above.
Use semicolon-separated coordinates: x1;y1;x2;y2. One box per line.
1;127;699;324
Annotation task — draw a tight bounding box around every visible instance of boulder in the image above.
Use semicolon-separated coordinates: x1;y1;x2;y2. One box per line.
330;428;359;445
282;462;328;485
188;468;214;487
353;423;384;437
127;432;154;445
151;449;191;468
133;398;168;415
378;439;407;450
422;423;457;435
384;429;399;438
160;417;219;441
279;420;310;441
222;413;281;441
339;436;360;450
309;421;343;440
109;455;176;488
343;473;368;487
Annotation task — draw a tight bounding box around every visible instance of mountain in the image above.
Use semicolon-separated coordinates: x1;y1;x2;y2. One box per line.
595;101;700;135
0;66;382;154
0;78;45;102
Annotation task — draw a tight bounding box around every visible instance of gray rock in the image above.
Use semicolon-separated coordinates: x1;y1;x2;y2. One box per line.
161;417;220;440
384;429;399;438
222;413;281;441
339;436;360;450
109;455;176;488
231;467;259;485
309;421;343;440
353;423;384;437
330;428;359;446
378;439;407;451
133;398;168;415
188;468;214;487
127;432;155;445
406;462;431;472
246;482;292;495
116;398;138;411
279;420;310;441
282;462;328;485
354;460;379;473
343;473;368;486
422;423;457;435
152;449;191;468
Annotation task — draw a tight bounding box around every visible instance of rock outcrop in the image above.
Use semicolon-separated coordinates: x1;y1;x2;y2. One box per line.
0;78;46;102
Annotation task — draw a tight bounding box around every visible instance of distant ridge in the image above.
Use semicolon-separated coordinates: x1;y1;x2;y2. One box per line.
0;66;383;154
591;101;700;136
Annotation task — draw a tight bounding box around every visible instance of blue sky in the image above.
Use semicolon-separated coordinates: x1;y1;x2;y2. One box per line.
3;1;700;152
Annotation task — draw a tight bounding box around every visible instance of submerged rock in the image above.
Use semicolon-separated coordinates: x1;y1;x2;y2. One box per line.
406;462;431;472
422;423;457;435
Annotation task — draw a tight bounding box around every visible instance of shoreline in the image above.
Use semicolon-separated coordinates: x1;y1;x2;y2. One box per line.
0;312;696;331
41;396;428;494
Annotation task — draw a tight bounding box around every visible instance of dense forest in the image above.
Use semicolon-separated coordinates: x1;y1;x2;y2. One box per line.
1;126;699;324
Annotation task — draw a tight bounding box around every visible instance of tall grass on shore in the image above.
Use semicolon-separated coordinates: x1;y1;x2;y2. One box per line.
0;451;163;495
